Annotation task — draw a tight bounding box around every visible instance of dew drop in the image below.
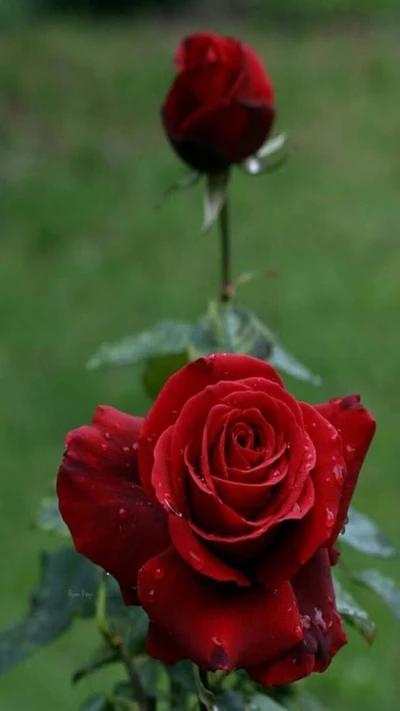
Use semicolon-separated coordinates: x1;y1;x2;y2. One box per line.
122;446;130;453
311;421;317;428
294;625;303;640
147;436;153;444
132;442;139;452
119;508;128;520
271;470;281;479
154;567;165;580
144;588;155;602
101;443;107;450
325;509;335;527
189;550;204;570
330;430;338;441
292;503;301;514
346;444;355;453
314;607;327;633
104;432;111;440
301;614;311;630
212;636;223;646
333;464;344;486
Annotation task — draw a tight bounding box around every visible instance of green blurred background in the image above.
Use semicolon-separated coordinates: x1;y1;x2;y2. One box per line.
1;0;399;709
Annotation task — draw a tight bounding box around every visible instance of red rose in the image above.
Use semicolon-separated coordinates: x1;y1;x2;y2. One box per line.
57;354;375;686
162;33;275;173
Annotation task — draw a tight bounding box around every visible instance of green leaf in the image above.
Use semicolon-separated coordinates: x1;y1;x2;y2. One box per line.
142;351;190;399
191;303;319;385
354;569;400;620
250;693;288;711
241;134;288;176
80;694;114;711
168;660;197;693
73;646;119;684
87;321;194;370
194;667;216;711
0;548;100;674
269;343;321;385
105;576;149;655
341;507;397;558
203;171;230;232
192;302;274;359
215;690;245;711
333;577;376;643
33;496;70;537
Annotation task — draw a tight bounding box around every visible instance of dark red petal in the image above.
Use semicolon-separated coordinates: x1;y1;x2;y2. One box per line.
57;406;170;600
146;623;187;665
138;547;301;671
64;405;143;484
235;44;274;105
180;98;274;165
140;355;283;502
247;549;347;686
315;395;376;543
169;515;251;587
175;33;243;73
257;404;345;587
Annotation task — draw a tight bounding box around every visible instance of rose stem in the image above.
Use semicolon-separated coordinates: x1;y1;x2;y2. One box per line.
219;198;233;303
95;572;148;711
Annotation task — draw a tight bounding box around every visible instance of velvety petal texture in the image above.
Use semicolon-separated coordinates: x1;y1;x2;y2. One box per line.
162;32;275;172
57;355;376;687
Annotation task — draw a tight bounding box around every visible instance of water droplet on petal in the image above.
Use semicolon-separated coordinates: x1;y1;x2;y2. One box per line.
333;464;344;486
104;432;111;440
101;443;107;450
325;509;335;527
212;636;223;646
189;551;204;570
122;446;130;453
301;614;311;629
154;567;164;580
294;625;303;640
119;508;128;520
346;444;355;453
331;430;338;441
144;588;155;602
292;503;301;514
132;442;139;452
314;606;327;633
147;436;153;444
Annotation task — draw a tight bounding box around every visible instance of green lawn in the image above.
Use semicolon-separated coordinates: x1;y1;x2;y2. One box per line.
0;18;399;711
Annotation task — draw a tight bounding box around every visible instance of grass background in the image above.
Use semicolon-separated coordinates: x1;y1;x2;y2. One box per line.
0;13;400;711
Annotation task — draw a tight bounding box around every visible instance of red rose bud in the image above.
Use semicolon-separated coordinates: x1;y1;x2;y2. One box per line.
57;355;375;686
162;33;275;173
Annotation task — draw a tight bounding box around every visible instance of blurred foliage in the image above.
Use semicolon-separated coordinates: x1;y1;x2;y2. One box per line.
2;0;400;30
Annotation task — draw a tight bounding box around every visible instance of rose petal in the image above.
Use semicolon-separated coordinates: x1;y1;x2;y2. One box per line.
248;549;347;686
257;404;344;587
315;395;376;543
169;515;251;587
146;623;187;665
140;355;283;502
138;547;301;671
57;407;170;602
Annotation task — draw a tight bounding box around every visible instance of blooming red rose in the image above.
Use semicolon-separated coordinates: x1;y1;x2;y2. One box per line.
162;33;275;173
57;354;375;686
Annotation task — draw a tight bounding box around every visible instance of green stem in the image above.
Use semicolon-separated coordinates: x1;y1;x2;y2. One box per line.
219;199;233;303
96;572;148;711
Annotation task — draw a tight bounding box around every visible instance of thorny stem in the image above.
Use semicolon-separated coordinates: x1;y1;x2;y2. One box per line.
219;199;233;303
96;572;148;711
